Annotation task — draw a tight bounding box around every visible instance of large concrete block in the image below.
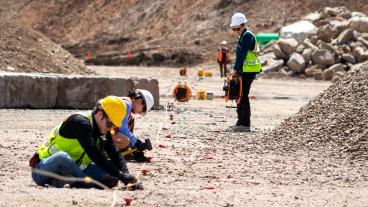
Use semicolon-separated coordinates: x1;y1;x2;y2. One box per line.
132;78;160;107
0;72;159;109
56;76;135;109
0;73;58;108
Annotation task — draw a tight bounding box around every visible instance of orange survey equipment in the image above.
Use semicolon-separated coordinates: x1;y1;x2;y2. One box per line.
217;47;229;63
223;75;242;104
179;67;187;76
217;50;223;63
173;81;192;102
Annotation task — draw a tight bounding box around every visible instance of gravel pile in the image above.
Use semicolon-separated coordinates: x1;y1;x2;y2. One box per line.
266;63;368;160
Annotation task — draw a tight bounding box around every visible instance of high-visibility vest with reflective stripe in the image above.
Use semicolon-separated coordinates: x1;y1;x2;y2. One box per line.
241;31;262;73
37;111;101;170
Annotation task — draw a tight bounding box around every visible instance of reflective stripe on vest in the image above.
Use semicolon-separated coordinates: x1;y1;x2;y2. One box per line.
242;32;262;73
37;111;101;168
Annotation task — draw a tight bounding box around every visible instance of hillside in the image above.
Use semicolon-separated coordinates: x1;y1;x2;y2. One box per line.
1;0;368;66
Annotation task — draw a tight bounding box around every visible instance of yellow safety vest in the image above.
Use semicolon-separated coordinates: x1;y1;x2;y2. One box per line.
37;111;101;170
241;32;262;73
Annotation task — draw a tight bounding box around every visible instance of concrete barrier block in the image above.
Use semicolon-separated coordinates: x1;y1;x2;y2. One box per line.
0;73;58;108
56;76;136;109
133;78;160;107
0;72;159;109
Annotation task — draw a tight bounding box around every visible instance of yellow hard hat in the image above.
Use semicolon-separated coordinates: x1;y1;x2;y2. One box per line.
100;96;126;127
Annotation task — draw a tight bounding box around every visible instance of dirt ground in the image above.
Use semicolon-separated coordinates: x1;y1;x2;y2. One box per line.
1;66;368;206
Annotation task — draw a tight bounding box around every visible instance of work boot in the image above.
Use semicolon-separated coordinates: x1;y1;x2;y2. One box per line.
95;175;118;189
133;151;151;163
232;125;251;132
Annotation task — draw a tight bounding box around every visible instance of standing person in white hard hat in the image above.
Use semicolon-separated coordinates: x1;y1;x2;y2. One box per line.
111;89;154;162
217;40;230;78
229;12;262;131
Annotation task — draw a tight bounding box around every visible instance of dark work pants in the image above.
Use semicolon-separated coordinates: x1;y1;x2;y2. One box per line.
237;72;257;127
219;62;227;78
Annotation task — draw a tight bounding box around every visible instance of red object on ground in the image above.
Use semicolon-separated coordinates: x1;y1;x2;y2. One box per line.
142;169;149;176
124;197;132;206
127;49;133;58
159;144;165;148
87;50;91;60
207;156;214;160
146;156;152;162
165;134;171;138
206;186;215;190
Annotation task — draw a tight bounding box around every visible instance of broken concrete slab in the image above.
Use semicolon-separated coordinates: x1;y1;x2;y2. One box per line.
0;72;159;109
280;20;318;43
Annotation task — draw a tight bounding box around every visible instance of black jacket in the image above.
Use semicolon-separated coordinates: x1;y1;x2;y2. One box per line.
59;112;128;177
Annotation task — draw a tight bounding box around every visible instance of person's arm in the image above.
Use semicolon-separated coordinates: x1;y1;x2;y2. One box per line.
233;32;255;73
118;113;138;146
104;133;129;173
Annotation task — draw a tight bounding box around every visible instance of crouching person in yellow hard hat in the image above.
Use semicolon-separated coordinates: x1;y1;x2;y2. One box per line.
111;89;154;162
30;96;137;188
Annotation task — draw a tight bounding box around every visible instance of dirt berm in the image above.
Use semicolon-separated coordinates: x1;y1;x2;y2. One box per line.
0;19;90;74
2;0;368;66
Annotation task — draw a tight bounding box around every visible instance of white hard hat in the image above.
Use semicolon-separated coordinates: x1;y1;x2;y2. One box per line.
221;40;227;45
136;89;154;116
230;13;247;27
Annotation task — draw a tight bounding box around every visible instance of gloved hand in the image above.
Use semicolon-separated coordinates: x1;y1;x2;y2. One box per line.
117;172;137;185
134;139;148;151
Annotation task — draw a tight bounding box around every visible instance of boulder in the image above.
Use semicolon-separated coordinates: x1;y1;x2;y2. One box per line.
305;67;323;77
312;49;335;66
352;47;368;62
323;7;339;16
352;12;367;18
322;68;334;80
336;29;354;45
328;63;346;73
317;41;336;53
260;52;276;65
330;20;350;34
273;44;288;60
349;17;368;33
341;53;356;64
310;36;318;44
302;48;314;63
278;38;299;55
349;41;366;50
318;24;338;42
303;12;322;23
287;53;306;73
280;20;318;43
263;58;285;72
313;71;323;80
296;44;305;53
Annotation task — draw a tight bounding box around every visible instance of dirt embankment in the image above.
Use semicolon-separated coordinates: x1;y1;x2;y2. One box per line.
2;0;368;66
0;19;90;74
